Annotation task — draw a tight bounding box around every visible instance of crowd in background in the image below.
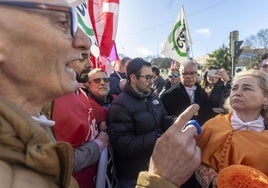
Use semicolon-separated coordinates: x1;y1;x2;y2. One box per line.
2;1;268;188
40;53;268;188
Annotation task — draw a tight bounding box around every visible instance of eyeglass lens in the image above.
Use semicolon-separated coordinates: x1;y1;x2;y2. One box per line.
71;8;78;37
0;1;77;38
182;72;197;76
139;75;153;81
92;78;109;84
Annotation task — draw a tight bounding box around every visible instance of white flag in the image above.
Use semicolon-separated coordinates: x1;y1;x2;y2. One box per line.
161;5;192;62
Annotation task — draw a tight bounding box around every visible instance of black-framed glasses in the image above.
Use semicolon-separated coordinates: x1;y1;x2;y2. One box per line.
0;1;77;38
139;75;154;82
168;73;179;78
181;71;197;76
90;77;110;84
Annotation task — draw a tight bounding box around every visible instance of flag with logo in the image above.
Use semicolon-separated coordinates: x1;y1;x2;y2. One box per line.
162;5;192;62
73;1;100;59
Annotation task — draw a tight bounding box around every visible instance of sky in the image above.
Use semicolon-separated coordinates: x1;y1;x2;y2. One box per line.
115;0;268;59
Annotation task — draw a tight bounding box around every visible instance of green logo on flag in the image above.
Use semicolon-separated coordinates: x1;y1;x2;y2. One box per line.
168;20;187;57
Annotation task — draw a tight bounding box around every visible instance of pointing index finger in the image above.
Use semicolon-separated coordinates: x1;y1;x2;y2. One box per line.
169;104;200;132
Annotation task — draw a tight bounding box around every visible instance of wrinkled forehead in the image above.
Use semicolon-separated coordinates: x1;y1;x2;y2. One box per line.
90;71;107;79
180;64;197;71
262;58;268;65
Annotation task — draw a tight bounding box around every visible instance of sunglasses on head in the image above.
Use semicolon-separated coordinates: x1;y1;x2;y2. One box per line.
168;73;179;78
90;77;109;84
0;1;78;38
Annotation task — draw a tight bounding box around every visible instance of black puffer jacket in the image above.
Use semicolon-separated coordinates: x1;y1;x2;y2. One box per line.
107;83;174;180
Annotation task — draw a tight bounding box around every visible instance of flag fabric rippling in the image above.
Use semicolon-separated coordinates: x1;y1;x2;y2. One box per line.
162;5;192;62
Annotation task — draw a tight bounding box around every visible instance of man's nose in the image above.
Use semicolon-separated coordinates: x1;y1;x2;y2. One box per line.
72;27;91;52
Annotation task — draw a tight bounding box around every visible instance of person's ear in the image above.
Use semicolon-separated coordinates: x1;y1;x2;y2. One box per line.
0;42;6;65
129;74;137;83
263;98;268;110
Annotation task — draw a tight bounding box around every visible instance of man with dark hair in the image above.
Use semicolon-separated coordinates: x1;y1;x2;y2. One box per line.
0;0;93;187
49;56;109;188
109;56;132;95
260;53;268;73
0;1;201;188
151;66;166;96
107;57;174;188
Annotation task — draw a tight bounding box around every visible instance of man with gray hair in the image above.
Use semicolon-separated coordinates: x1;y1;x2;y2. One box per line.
161;60;210;126
0;1;201;188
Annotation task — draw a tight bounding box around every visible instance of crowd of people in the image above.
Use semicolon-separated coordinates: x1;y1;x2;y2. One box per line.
1;1;268;188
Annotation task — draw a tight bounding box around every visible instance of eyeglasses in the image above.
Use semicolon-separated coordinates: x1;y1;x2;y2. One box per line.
181;71;197;76
168;73;179;78
261;64;268;69
90;78;110;84
0;1;77;38
139;75;154;82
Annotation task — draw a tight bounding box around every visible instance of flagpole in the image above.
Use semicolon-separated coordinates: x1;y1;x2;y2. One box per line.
181;5;194;59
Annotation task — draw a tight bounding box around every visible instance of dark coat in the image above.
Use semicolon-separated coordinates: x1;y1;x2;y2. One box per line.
109;71;127;95
206;80;231;117
107;83;174;180
160;82;211;125
152;76;166;95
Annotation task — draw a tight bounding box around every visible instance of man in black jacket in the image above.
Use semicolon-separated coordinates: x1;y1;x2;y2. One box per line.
160;60;210;126
109;57;131;95
107;58;174;188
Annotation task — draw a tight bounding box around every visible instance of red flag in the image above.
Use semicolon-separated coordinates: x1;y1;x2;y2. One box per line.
109;41;119;61
88;0;119;59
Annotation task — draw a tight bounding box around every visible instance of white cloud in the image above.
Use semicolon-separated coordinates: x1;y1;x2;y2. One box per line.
195;28;211;37
137;47;153;56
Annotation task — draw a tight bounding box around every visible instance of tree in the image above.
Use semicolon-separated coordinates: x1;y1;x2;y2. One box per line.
242;28;268;68
205;44;231;71
257;29;268;49
150;57;171;70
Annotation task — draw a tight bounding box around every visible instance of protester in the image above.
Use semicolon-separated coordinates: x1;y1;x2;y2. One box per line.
0;1;201;187
107;57;175;188
109;57;131;95
196;70;268;187
0;1;93;187
151;66;166;96
159;67;180;97
86;68;115;125
161;60;210;125
137;104;201;188
260;53;268;73
201;66;231;118
85;68;118;188
50;55;109;188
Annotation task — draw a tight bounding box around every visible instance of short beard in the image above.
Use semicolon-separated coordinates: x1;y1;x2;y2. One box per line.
76;67;92;83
